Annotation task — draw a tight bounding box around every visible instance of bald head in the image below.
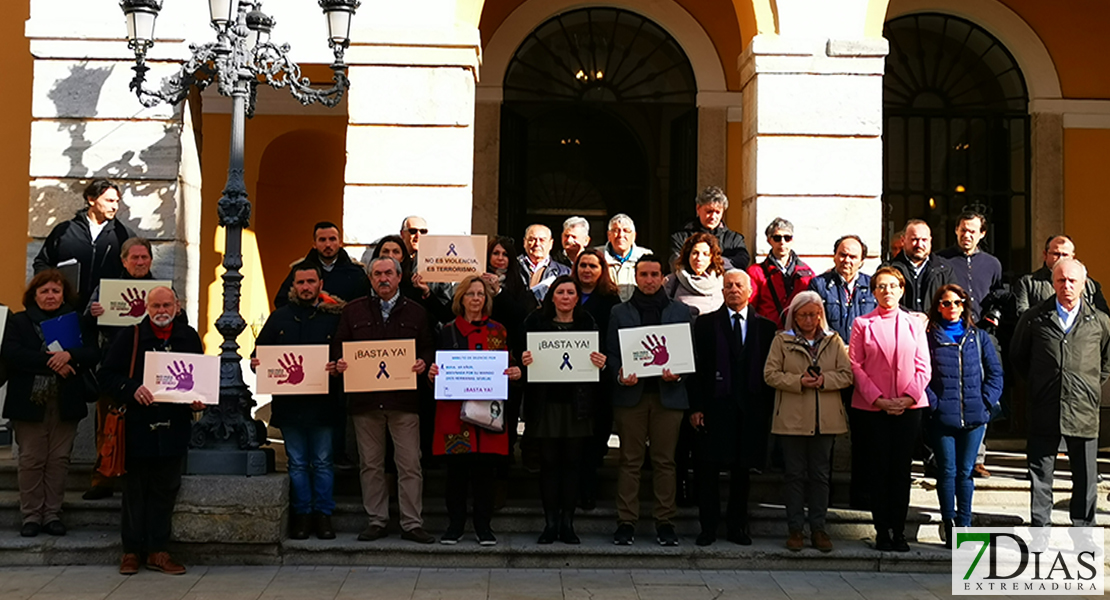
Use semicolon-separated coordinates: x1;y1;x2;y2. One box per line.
723;269;752;311
1052;259;1087;311
1044;236;1076;270
147;286;179;327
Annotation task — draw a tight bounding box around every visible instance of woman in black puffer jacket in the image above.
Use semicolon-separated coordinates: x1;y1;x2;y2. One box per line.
925;284;1004;547
1;269;98;537
520;276;607;545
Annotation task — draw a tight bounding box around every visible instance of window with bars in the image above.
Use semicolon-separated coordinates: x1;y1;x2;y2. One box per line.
883;14;1031;274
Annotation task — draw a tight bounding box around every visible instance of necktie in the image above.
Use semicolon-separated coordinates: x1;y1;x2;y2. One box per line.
732;312;744;348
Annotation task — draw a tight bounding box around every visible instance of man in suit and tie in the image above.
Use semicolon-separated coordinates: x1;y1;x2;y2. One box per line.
690;269;777;546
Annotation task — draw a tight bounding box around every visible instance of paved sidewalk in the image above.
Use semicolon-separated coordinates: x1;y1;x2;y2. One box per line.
0;565;1105;600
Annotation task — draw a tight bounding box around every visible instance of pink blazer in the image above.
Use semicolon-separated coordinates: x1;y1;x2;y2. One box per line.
848;308;931;412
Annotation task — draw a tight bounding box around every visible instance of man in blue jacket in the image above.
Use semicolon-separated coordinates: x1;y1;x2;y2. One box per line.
808;234;877;509
937;210;1003;323
606;254;697;547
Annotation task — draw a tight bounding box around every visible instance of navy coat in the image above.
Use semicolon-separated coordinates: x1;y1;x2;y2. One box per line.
924;323;1004;430
808;271;877;344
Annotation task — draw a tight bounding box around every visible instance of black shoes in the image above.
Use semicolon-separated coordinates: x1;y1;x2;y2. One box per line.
695;531;716;547
559;514;580;545
613;522;635;545
20;522;40;537
476;528;497;546
891;533;911;552
942;520;953;550
875;529;893;552
440;523;464;545
358;524;388;542
656;523;679;546
727;528;752;546
42;520;66;536
314;513;335;540
289;514;311;540
538;511;559;544
401;527;436;544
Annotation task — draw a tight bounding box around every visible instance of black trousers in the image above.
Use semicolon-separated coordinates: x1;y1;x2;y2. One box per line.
857;408;922;536
846;400;873;509
695;459;750;535
578;401;613;504
444;453;499;530
538;437;585;516
121;455;183;555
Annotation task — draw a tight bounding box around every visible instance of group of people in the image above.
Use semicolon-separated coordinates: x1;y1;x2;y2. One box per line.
4;180;1108;575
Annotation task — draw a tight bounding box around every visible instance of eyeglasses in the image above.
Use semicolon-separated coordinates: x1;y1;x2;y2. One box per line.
874;283;901;291
406;228;428;235
771;234;793;243
794;313;821;320
940;299;964;308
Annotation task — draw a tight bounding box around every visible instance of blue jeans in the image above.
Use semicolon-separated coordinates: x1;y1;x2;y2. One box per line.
928;421;985;526
282;424;335;515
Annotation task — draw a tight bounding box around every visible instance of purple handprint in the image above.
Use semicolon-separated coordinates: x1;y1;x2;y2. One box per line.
119;288;147;317
277;353;305;385
164;360;195;392
640;334;670;367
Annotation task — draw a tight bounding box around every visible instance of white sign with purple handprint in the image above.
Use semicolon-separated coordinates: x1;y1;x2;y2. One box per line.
98;279;173;326
618;322;695;378
142;351;219;404
256;345;330;395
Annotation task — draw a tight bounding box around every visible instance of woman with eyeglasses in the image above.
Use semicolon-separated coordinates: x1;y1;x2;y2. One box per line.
849;266;931;552
925;284;1003;548
747;217;815;329
763;291;853;552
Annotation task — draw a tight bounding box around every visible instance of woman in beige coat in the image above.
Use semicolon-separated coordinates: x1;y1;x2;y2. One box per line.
764;291;853;553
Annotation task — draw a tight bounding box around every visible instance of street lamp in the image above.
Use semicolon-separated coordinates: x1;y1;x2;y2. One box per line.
118;0;359;475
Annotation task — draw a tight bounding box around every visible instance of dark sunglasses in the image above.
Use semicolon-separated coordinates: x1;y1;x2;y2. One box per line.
940;299;964;308
771;234;793;243
406;228;429;235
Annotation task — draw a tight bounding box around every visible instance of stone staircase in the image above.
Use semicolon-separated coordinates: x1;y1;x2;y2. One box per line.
0;439;1106;571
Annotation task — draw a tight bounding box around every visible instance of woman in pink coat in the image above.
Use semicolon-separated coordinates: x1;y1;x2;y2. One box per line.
849;266;931;553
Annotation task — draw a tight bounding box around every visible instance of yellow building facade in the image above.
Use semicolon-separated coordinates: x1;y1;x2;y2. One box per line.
1;0;1108;359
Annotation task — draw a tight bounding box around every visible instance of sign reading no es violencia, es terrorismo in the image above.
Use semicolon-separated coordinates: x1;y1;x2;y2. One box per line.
417;235;487;283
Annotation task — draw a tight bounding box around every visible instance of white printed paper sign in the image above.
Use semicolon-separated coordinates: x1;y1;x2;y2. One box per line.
143;352;220;404
617;322;695;378
256;345;330;395
417;235;487;283
342;339;418;393
98;279;174;326
526;331;599;383
434;350;508;400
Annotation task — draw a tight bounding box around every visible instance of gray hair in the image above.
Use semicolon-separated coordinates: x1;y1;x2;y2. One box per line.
782;290;827;334
765;217;794;238
525;223;552;239
695;186;729;210
562;216;589;235
399;215;424;230
608;213;635;232
1053;258;1088;282
723;268;750;285
367;256;402;275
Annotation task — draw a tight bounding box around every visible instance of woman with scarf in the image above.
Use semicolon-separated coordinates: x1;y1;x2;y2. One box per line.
1;269;98;537
427;275;522;545
849;266;931;552
571;248;621;510
520;276;606;544
764;291;852;552
925;284;1003;548
663;232;724;505
664;232;724;314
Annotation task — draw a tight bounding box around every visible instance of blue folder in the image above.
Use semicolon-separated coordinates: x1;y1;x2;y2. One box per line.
40;312;82;350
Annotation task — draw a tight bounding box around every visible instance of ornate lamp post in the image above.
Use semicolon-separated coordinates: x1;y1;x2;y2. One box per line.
119;0;359;474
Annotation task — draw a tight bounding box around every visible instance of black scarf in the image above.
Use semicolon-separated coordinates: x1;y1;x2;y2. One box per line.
629;288;669;326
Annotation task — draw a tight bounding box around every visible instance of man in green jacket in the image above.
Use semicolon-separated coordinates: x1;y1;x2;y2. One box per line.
1011;258;1110;527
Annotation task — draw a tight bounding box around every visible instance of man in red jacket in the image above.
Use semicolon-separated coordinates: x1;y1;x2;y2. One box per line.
333;257;436;544
747;217;815;329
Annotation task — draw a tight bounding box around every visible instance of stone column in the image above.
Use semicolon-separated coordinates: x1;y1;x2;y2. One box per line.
341;28;481;250
739;36;888;273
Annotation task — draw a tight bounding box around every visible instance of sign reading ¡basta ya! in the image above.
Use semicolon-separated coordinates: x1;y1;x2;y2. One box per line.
416;235;487;283
342;339;417;393
526;331;599;383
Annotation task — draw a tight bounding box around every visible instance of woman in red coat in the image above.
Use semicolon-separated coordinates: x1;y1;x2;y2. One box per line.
427;275;521;546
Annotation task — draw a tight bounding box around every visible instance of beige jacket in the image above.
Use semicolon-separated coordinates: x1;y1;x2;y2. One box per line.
764;330;853;436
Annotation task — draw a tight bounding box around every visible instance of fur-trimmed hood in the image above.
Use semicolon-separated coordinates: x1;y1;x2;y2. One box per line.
286;286;347;314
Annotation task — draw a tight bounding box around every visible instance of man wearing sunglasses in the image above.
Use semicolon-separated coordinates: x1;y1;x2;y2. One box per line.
400;216;429;261
747;217;815;330
669;186;750;271
274;221;370;309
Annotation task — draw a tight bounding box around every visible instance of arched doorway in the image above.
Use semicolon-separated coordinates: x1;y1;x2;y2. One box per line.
499;7;698;250
882;13;1031;275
